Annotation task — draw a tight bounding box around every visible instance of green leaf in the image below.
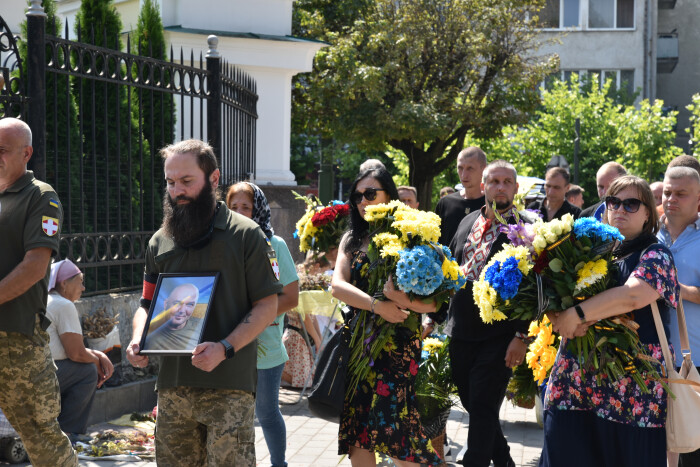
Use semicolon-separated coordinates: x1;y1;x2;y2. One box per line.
549;258;563;273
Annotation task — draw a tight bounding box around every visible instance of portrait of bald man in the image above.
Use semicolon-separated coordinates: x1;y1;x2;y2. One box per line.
144;283;204;351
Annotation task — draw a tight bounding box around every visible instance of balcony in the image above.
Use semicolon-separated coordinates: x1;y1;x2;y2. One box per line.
658;0;676;9
657;32;678;73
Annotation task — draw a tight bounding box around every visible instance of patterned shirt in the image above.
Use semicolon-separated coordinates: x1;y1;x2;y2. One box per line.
463;206;518;281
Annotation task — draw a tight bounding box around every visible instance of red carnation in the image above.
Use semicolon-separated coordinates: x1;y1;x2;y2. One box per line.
334;203;350;217
311;207;337;226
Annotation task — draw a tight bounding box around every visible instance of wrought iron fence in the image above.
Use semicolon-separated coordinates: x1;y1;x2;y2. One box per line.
0;15;26;119
2;5;258;296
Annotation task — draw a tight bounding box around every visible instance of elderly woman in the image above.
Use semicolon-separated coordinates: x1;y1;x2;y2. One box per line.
331;167;441;467
226;182;299;467
541;176;679;467
47;260;113;441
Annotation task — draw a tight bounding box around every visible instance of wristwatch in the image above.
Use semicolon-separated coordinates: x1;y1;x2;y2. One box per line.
219;339;235;359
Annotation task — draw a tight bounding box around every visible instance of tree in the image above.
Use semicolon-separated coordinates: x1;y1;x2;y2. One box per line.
481;74;682;205
133;0;175;150
74;0;151;233
292;0;556;209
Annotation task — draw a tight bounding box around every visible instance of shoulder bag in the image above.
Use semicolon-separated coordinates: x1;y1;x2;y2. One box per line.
307;306;355;423
650;297;700;453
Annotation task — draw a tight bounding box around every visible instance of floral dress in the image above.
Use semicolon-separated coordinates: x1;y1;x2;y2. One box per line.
541;244;679;466
338;251;441;465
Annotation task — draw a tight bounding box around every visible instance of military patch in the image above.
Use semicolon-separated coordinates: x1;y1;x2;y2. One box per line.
269;257;280;280
42;216;59;236
49;198;59;209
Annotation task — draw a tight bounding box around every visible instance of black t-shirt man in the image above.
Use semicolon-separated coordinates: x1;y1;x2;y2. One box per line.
434;192;486;246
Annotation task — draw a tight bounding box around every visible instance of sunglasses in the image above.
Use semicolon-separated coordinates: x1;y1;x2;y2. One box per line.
350;188;386;204
604;196;642;213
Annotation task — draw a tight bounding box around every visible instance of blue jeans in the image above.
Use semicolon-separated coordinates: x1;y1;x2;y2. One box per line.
256;363;287;467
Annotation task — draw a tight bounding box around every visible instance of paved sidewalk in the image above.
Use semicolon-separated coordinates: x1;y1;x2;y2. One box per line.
4;389;543;466
256;388;544;466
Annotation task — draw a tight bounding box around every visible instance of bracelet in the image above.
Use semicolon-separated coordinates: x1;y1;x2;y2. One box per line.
515;331;534;345
370;296;378;314
574;305;587;323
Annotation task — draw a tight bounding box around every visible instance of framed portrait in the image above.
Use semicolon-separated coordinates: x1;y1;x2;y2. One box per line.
138;272;220;355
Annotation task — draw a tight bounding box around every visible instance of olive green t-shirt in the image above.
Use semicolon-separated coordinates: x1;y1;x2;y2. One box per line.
0;171;63;335
146;202;282;392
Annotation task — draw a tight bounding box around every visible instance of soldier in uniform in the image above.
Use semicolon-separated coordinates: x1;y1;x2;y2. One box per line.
0;117;78;466
126;139;282;466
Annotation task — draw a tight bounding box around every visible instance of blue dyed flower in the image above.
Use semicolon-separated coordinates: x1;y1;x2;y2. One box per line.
573;217;624;242
396;245;444;296
484;256;523;300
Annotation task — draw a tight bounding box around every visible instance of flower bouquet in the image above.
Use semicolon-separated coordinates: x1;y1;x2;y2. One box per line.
505;315;560;409
293;192;350;254
476;210;668;393
415;334;459;438
346;201;466;401
473;244;538;324
534;217;669;391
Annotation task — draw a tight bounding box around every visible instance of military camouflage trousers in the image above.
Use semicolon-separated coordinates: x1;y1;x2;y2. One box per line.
0;319;77;467
156;386;255;466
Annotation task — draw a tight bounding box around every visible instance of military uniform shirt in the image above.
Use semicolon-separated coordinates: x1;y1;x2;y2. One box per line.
145;201;282;392
0;171;63;335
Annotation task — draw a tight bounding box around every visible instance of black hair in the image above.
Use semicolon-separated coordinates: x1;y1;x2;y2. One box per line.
344;168;399;253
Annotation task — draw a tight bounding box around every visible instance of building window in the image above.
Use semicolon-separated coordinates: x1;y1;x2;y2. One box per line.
540;0;580;28
589;0;634;29
542;70;636;101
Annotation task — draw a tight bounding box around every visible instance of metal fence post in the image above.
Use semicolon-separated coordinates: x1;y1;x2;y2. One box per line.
26;0;46;180
206;35;222;167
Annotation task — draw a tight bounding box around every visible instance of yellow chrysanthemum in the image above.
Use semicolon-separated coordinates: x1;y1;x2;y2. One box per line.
422;337;443;355
364;201;400;221
295;209;318;252
391;209;441;243
574;259;608;294
474;279;507;324
442;258;462;283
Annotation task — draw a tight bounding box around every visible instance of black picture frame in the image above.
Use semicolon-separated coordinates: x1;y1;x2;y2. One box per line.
138;272;220;355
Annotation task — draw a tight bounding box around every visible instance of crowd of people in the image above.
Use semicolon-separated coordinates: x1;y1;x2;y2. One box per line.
2;111;699;467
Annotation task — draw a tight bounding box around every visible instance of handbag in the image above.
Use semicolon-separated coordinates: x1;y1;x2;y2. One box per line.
650;297;700;453
307;307;355;423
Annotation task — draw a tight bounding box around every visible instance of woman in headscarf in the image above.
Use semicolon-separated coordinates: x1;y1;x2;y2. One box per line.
226;182;299;467
47;259;113;443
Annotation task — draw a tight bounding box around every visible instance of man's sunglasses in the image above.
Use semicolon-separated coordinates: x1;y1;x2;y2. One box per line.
604;196;642;213
350;188;385;204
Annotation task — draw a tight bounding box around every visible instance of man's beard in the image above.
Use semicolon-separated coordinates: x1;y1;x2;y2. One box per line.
486;196;513;211
162;181;217;247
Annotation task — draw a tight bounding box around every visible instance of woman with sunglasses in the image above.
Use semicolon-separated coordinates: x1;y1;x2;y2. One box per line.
540;175;679;467
331;168;441;467
226;182;299;467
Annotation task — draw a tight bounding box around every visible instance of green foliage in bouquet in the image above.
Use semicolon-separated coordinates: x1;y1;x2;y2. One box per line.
415;336;459;421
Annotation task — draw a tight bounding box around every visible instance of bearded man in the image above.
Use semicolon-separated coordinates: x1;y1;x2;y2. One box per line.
126;139;281;466
446;160;539;467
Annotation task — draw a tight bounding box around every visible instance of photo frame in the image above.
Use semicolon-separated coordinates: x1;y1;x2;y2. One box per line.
138;272;220;355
